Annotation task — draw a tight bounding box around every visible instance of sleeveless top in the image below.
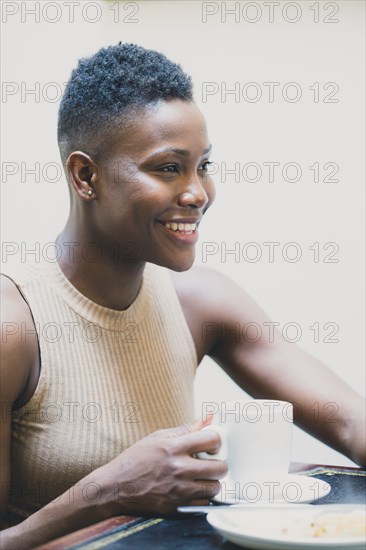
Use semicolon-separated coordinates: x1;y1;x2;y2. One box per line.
1;254;197;522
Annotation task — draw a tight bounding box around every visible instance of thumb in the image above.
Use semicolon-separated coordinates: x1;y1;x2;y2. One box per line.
156;414;214;439
181;413;214;434
191;413;214;431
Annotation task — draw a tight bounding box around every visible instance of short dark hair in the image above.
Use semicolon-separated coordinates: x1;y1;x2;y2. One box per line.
57;43;193;164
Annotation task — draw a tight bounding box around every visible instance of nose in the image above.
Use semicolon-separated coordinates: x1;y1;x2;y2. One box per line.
177;174;210;209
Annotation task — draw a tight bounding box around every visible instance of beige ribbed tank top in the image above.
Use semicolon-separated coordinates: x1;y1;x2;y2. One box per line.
2;254;197;522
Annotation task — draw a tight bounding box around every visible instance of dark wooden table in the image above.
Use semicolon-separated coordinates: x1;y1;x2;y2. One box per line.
36;463;366;549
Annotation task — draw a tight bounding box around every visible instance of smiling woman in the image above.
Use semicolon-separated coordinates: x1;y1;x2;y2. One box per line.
0;42;365;549
67;99;215;276
56;44;215;277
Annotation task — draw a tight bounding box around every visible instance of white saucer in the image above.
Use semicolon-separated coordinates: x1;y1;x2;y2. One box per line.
212;474;331;504
207;504;366;550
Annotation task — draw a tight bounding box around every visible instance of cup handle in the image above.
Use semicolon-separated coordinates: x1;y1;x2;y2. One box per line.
196;425;227;460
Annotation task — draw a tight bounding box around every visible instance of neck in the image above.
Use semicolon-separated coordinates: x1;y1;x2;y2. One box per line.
56;222;146;311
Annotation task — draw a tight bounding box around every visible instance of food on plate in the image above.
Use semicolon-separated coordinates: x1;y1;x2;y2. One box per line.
281;509;366;538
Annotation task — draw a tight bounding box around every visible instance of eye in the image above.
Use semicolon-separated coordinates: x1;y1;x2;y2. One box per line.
160;164;180;174
199;161;214;172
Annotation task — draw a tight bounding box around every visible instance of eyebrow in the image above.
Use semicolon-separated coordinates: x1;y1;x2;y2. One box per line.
144;144;212;161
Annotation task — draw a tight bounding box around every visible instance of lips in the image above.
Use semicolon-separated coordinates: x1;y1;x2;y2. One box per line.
157;219;200;244
157;217;201;233
162;221;197;233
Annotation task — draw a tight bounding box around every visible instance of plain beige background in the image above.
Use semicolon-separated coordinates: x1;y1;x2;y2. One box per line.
1;1;365;465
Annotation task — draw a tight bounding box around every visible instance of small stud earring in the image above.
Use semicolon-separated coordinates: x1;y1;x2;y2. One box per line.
87;189;93;196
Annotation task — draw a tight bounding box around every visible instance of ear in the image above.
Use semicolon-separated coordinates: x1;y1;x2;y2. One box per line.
66;151;100;200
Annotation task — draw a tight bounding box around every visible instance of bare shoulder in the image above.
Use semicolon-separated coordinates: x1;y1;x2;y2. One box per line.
171;265;268;323
171;265;227;318
0;274;38;407
170;266;271;360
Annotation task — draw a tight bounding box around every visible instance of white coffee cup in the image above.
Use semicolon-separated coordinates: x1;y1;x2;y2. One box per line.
198;400;293;490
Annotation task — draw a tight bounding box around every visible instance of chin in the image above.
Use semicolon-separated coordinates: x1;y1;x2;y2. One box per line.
170;261;194;273
152;251;195;272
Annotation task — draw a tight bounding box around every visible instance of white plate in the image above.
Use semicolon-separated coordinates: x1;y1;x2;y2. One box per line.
207;504;366;549
212;474;331;504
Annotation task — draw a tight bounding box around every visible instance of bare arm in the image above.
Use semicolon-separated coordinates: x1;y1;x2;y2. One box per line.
173;267;366;467
214;335;365;466
0;276;227;548
1;423;227;549
0;275;38;529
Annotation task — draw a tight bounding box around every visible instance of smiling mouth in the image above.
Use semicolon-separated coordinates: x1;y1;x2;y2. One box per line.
159;221;198;235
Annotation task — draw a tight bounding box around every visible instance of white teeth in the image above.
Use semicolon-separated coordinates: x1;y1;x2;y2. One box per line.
163;222;197;232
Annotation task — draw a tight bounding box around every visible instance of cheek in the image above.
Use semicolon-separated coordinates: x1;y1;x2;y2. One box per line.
205;177;216;206
104;159;140;188
120;174;174;214
100;182;172;226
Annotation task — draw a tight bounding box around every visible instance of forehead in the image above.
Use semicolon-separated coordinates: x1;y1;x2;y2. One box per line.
110;100;210;158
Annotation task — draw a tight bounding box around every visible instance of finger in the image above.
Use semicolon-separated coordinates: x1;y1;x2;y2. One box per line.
171;454;227;481
153;421;198;439
188;456;228;480
156;413;215;438
175;427;223;455
191;413;214;431
175;481;220;505
177;414;213;435
185;499;211;507
189;480;221;501
154;415;214;441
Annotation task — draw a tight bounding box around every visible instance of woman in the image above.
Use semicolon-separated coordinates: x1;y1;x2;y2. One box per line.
1;43;365;548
